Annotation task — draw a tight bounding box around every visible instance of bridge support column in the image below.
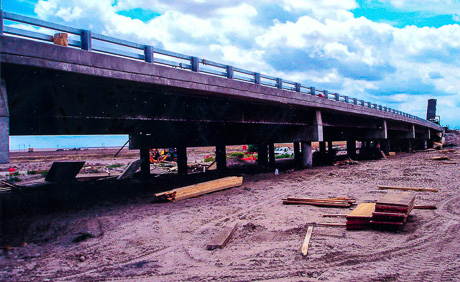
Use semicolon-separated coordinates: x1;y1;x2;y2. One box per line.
294;142;301;166
301;141;312;169
0;70;9;163
319;141;326;154
177;145;188;176
268;143;275;171
257;143;268;171
407;139;413;153
216;144;226;172
139;148;150;178
347;140;356;159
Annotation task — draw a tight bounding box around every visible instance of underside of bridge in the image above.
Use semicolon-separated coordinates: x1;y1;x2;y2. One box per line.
0;62;441;175
0;33;443;176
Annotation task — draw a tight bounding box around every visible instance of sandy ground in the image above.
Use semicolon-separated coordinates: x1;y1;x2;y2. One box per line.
1;149;459;281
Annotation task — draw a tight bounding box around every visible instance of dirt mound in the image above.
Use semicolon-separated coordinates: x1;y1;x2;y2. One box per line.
445;130;460;146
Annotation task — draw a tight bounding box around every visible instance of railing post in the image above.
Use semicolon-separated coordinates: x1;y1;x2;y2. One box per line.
144;46;154;63
254;73;260;84
0;10;4;35
310;87;315;96
323;90;328;98
191;57;199;72
335;93;340;101
367;102;371;108
353;98;358;105
344;96;349;103
227;65;234;79
81;30;92;51
276;78;282;89
295;83;301;92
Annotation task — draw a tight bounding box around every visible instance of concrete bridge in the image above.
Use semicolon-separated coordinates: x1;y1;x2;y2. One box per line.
0;11;442;175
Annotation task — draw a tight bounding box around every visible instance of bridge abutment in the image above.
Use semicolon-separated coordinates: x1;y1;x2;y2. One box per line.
0;75;9;164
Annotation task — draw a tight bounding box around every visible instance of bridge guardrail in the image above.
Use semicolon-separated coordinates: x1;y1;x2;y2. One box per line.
0;10;441;129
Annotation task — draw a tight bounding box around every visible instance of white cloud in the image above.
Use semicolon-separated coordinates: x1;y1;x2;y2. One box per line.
20;0;460;127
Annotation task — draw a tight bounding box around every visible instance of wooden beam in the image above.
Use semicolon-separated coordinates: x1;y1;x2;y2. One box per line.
155;176;243;202
377;185;438;192
317;223;347;227
323;214;348;217
207;222;238;250
414;205;437;209
301;226;313;256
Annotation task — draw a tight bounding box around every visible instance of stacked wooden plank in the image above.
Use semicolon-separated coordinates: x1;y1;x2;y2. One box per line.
370;191;416;226
346;203;376;230
282;197;355;207
155;176;243;202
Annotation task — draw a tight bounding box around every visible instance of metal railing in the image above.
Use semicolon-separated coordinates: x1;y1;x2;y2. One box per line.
0;10;439;128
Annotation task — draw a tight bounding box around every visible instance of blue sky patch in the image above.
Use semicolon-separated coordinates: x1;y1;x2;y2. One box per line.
116;8;161;22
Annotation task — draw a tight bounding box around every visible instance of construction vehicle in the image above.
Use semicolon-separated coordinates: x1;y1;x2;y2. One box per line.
149;148;177;163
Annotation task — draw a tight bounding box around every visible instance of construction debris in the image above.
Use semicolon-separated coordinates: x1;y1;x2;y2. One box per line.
438;161;457;165
207;222;238;250
301;226;313;256
377;185;438;192
346;203;376;230
155;176;243;202
370;192;416;226
388;152;396;156
282;197;355;207
334;158;359;166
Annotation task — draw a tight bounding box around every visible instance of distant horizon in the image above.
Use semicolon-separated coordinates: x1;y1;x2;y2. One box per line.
9;135;130;151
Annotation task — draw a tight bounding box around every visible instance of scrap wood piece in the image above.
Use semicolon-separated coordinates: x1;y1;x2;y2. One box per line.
317;223;347;227
431;156;450;161
282;200;353;208
381;151;388;160
414;205;437;210
388;152;396;156
377;185;438;192
323;214;348;217
155;176;243;202
207;222;238;250
283;197;355;208
334;158;360;166
117;159;144;180
301;226;313;256
286;197;355;202
439;161;457;165
0;180;18;188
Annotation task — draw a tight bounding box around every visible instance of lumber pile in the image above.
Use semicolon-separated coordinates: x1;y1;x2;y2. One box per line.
282;197;355;207
155;176;243;202
346;203;376;230
370;191;416;226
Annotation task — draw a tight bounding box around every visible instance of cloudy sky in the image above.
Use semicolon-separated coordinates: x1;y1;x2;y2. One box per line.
3;0;460;133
